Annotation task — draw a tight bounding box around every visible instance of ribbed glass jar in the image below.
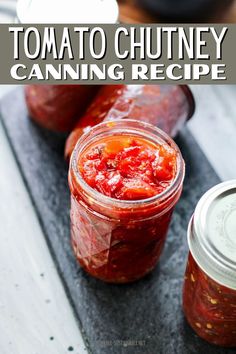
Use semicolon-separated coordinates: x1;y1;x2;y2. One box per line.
69;120;185;283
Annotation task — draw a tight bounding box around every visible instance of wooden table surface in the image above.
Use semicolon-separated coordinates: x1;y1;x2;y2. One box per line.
0;2;236;353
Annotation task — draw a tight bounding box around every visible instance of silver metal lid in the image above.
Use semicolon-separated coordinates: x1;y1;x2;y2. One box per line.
188;180;236;290
17;0;119;23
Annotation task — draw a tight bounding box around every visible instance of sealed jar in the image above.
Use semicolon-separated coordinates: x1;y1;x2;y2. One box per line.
65;84;194;160
183;181;236;347
69;120;185;283
17;0;119;132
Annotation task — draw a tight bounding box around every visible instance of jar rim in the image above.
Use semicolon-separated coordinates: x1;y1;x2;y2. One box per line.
70;119;185;210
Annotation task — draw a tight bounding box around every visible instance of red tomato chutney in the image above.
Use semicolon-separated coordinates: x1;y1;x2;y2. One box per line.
183;181;236;347
80;136;177;200
69;120;185;283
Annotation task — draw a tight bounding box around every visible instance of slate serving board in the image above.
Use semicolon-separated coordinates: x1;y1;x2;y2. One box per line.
1;88;234;354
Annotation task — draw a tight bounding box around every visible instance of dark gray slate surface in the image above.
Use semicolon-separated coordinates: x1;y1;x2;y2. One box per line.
1;88;233;354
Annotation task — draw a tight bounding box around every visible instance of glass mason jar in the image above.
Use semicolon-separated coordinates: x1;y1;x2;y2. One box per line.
25;85;100;132
69;120;185;283
17;0;119;132
65;84;195;160
183;181;236;347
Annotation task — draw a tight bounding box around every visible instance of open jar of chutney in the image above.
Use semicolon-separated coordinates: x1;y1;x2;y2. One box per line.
69;120;185;283
183;181;236;347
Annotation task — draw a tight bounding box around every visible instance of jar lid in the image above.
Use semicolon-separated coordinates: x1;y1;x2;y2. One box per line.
17;0;119;23
188;180;236;290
